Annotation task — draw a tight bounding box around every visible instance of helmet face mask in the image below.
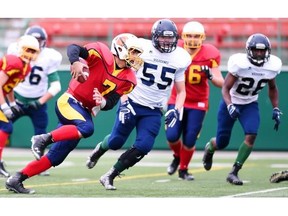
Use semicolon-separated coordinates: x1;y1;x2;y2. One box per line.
111;33;144;70
25;25;48;49
17;35;40;63
246;33;271;66
151;19;179;53
182;21;206;49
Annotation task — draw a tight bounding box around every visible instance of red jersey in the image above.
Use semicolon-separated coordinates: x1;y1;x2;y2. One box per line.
0;55;31;95
168;42;221;111
67;42;137;111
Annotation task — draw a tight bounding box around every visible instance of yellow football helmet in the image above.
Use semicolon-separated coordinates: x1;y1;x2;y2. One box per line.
17;35;40;63
182;21;206;49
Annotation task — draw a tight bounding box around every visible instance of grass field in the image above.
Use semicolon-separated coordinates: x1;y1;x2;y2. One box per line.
1;147;288;215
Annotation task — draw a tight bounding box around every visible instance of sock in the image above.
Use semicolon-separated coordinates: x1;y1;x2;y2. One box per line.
51;125;80;142
0;130;9;160
179;146;195;170
235;142;253;165
168;140;182;157
21;155;52;177
100;134;111;151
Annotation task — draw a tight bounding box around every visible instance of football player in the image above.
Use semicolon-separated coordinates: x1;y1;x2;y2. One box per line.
165;21;224;180
5;33;144;194
0;35;40;177
202;33;282;185
7;25;62;177
86;19;191;190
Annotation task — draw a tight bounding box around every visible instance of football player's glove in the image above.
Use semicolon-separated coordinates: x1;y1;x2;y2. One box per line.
272;107;282;131
227;104;240;120
27;100;42;110
1;103;13;119
119;100;136;124
10;103;24;118
201;65;213;80
165;108;179;128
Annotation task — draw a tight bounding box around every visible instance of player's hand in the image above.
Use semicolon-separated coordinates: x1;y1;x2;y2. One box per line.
10;103;24;118
165;108;179;128
27;100;42;110
93;88;106;107
272;107;282;131
1;103;13;119
119;100;136;124
70;61;87;79
201;65;213;80
227;103;240;120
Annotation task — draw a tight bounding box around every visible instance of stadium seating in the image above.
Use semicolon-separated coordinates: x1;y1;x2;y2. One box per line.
28;18;288;65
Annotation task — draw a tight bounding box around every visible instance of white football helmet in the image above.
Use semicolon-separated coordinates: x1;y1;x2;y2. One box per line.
17;35;40;63
182;21;206;49
111;33;144;70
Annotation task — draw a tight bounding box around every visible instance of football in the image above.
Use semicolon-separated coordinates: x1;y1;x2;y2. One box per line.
76;58;90;83
77;66;89;83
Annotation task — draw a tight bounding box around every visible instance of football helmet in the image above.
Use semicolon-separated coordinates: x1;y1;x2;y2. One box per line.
111;33;144;70
246;33;271;66
25;25;48;49
151;19;179;53
17;35;40;63
182;21;206;49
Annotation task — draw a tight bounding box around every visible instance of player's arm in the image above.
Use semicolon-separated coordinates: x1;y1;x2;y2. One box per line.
174;80;186;111
67;44;89;64
0;71;9;106
222;73;236;105
268;78;279;108
210;65;224;88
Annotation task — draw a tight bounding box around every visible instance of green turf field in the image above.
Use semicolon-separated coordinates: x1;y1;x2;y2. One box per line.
1;147;288;198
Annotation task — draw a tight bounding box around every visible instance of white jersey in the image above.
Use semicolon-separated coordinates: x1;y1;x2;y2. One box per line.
228;53;282;105
128;38;191;109
7;42;62;98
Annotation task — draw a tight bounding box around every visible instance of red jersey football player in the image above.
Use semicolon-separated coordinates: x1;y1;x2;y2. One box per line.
0;35;40;178
5;33;143;194
165;21;224;180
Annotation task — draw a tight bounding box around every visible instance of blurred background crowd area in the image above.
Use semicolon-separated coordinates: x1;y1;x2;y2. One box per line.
0;18;288;68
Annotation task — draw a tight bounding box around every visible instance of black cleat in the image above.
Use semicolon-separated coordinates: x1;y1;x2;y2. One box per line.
226;173;243;185
5;172;35;194
86;142;105;169
202;142;214;171
0;160;10;178
270;170;288;183
31;133;52;160
178;169;194;181
167;154;180;175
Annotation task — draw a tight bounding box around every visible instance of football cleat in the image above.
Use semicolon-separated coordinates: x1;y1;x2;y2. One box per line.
0;160;10;178
202;142;214;171
178;169;194;181
86;142;103;169
31;133;52;160
99;168;118;190
226;173;243;185
167;154;180;175
270;170;288;183
6;172;35;194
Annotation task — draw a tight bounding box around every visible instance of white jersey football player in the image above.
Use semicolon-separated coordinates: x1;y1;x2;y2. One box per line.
202;33;282;185
85;19;191;190
7;25;62;175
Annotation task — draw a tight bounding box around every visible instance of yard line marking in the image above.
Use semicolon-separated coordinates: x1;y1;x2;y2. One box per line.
219;187;288;197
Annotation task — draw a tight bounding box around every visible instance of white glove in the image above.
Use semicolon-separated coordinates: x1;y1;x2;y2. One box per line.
1;103;13;119
164;108;179;128
119;100;136;124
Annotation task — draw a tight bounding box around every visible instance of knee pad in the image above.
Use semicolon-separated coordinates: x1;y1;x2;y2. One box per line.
118;147;146;169
216;135;230;149
77;122;94;138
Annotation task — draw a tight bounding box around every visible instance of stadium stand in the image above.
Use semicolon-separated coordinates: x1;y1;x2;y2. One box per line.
1;18;287;66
